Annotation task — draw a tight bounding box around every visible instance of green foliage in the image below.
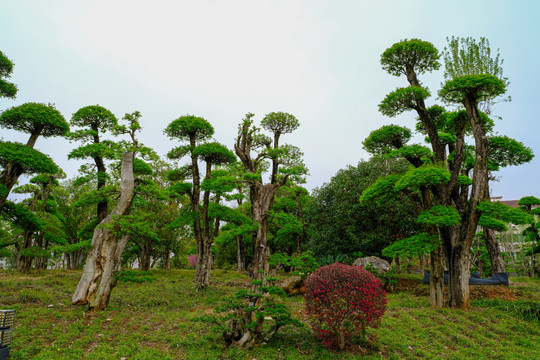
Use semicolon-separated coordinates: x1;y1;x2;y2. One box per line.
261;112;300;135
362;125;412;155
164;115;214;142
167;145;192;160
193;142;236;165
517;196;540;208
439;74;507;104
269;251;319;277
379;86;431;117
0;103;68;136
70;105;118;134
388;144;432;160
306;157;418;258
0;141;59;175
133;158;153;176
395;165;450;192
167;182;193;197
380;38;440;76
67;142;117;160
1;201;42;231
0;50;17;98
216;275;302;346
488;136;533;171
382;233;439;258
417;205;461;227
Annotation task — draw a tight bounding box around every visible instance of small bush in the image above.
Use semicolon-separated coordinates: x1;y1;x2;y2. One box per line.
305;263;387;350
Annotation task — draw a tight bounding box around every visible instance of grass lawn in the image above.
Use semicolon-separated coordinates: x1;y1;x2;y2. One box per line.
0;269;539;359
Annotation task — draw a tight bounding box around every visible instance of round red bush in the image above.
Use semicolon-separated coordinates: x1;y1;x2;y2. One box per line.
304;263;387;350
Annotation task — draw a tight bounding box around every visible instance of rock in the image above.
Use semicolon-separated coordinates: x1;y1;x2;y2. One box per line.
279;275;305;295
352;256;391;274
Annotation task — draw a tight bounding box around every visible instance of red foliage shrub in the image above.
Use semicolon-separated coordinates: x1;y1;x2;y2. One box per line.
304;263;387;350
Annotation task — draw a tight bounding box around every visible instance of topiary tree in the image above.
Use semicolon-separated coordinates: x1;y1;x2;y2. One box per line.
165;115;237;289
305;263;387;350
234;112;307;288
0;103;68;211
72;111;143;312
0;50;17;99
363;38;533;309
68;105;119;223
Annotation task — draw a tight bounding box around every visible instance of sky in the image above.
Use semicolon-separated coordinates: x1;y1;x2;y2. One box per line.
1;0;539;200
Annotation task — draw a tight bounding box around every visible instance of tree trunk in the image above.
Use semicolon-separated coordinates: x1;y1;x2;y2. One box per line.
194;161;213;289
72;152;135;311
236;235;246;271
483;227;506;274
163;250;171;270
447;243;471;309
139;239;152;271
429;245;444;308
251;182;278;287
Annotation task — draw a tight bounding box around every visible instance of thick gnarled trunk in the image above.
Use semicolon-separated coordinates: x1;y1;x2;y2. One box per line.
72;152;135;311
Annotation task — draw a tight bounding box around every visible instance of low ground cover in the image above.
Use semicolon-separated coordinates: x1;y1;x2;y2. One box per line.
0;269;539;359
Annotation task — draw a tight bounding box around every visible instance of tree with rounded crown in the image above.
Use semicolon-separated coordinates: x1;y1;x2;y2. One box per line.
234;112;307;287
0;50;17;99
165;115;236;289
68;105;119;223
364;38;533;309
0;103;68;212
72;111;142;312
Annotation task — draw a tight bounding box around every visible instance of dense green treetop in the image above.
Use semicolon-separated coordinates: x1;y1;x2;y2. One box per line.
362;125;412;155
192;142;236;165
164;115;214;142
379;86;431;117
417;205;461;227
394;165;450;192
380;39;440;77
517;196;540;208
261;112;300;136
442;36;510;113
439;74;507;104
0;50;17;99
70;105;118;134
487;136;534;171
0;103;69;137
0;141;58;175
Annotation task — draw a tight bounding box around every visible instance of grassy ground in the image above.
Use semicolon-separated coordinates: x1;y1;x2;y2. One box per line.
0;269;539;359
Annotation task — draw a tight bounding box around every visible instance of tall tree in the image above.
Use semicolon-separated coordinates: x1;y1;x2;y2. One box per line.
165;115;236;289
72;112;142;312
68;105;118;222
365;38;532;309
234;112;307;285
0;103;68;211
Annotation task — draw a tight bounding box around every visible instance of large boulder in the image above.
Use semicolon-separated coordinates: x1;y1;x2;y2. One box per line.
352;256;391;274
278;275;305;295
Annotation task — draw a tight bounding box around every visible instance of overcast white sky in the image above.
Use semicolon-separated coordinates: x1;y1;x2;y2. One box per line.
1;0;539;200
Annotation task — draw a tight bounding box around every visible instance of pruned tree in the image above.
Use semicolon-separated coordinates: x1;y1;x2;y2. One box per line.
0;103;68;211
68;105;119;222
0;50;17;99
363;38;533;309
234;112;307;286
72;112;143;312
165;115;236;289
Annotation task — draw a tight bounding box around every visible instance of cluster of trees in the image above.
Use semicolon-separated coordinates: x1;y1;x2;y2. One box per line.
1;36;537;313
